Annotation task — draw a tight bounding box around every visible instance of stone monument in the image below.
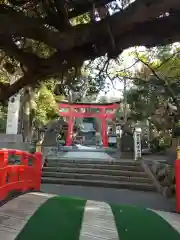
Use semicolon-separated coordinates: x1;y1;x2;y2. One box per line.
0;75;27;150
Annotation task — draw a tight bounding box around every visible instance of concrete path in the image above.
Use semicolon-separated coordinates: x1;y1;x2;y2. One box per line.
41;184;175;212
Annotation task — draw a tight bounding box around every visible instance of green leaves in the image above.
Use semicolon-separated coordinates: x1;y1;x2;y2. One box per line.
0;105;7;132
123;44;180;129
33;85;59;127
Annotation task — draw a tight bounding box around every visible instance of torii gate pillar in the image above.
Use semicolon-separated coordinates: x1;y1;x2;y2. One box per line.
101;108;108;147
66;107;74;146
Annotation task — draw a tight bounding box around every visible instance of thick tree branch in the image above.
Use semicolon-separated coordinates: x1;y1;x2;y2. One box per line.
0;35;38;67
2;13;179;69
54;0;70;29
0;48;86;100
1;1;180;100
0;73;34;102
106;14;180;57
0;0;180;52
68;0;113;18
1;13;180;101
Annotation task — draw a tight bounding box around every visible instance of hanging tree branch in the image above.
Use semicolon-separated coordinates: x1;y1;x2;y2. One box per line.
0;0;180;100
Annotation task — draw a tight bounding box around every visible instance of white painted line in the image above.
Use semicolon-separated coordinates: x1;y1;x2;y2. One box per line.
150;209;180;234
29;192;56;198
80;200;119;240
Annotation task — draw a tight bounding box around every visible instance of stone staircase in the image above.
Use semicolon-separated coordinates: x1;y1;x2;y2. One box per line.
42;158;157;192
119;151;134;159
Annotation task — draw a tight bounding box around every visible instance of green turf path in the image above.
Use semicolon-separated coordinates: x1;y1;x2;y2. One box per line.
110;204;180;240
15;196;87;240
14;196;180;240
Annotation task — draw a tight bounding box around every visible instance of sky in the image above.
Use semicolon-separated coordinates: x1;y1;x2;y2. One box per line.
98;48;139;100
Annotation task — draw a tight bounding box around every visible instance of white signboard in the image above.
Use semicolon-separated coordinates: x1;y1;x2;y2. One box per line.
6;76;20;134
108;136;117;143
81;122;94;132
6;94;20;134
133;129;142;160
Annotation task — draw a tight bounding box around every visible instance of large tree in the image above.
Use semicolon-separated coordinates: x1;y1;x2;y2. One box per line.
0;0;180;101
121;45;180;137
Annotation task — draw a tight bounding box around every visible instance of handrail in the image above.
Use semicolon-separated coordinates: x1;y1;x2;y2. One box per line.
0;149;42;201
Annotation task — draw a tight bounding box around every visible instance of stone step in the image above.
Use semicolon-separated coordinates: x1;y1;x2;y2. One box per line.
42;172;152;184
120;156;135;160
46;162;143;172
41;177;156;191
120;152;134;157
43;167;148;178
46;159;138;166
49;147;117;153
47;157;114;162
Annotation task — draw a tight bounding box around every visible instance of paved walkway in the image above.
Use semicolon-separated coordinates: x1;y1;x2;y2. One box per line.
57;145;115;160
41;184;175;212
62;151;114;160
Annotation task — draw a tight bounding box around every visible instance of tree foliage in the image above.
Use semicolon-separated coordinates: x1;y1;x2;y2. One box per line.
33;85;59;127
124;45;180;130
20;79;66;141
0;0;180;101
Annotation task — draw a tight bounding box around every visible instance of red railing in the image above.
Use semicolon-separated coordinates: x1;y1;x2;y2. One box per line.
176;159;180;213
0;149;42;201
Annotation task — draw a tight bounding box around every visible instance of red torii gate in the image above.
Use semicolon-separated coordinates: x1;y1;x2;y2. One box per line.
59;102;119;147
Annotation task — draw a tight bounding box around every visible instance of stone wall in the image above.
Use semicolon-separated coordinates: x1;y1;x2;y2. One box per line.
0;134;29;151
151;161;175;197
120;134;134;152
166;138;178;166
166;149;176;165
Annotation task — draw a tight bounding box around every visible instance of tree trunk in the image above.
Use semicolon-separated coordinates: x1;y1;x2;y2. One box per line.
21;87;35;142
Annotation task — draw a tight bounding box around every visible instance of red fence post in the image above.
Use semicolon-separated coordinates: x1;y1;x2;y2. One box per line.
175;155;180;213
20;152;28;165
33;152;42;191
20;152;29;192
0;149;8;200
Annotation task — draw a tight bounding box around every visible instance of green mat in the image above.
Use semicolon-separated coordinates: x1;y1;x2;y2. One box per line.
15;196;180;240
110;204;180;240
15;196;87;240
